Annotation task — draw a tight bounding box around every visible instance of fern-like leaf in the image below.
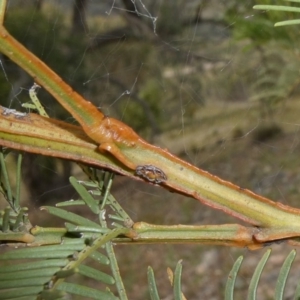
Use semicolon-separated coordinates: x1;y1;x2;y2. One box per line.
0;166;130;299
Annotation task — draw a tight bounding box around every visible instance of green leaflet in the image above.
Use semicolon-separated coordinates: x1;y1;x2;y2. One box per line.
224;256;243;300
254;4;300;27
275;249;296;300
247;249;272;300
148;266;160;300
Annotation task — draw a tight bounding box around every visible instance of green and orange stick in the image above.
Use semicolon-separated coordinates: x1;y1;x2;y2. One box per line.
1;0;300;244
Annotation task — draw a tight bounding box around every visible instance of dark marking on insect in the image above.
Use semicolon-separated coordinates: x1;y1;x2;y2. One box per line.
135;165;167;184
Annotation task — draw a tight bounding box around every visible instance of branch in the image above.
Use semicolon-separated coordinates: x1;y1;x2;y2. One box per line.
2;106;300;244
1;0;300;243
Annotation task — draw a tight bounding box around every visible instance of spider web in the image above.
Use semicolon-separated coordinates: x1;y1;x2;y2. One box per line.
2;1;300;299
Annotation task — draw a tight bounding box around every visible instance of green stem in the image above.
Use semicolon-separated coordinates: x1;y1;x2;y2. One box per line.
2;108;300;242
100;212;128;300
0;19;101;127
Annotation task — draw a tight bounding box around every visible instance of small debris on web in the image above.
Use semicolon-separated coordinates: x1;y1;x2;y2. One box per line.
1;107;27;118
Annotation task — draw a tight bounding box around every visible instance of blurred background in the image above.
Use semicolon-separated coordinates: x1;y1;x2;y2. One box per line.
2;0;300;298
